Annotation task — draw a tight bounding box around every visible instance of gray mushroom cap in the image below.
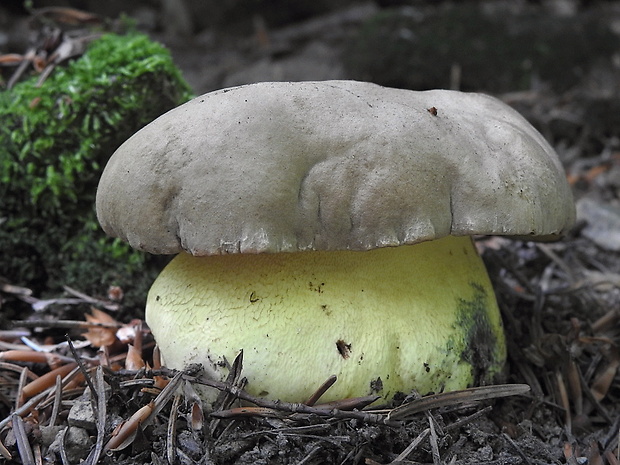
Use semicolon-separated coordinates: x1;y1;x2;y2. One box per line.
96;80;575;256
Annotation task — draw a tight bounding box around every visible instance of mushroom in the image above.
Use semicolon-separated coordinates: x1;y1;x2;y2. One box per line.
96;81;575;404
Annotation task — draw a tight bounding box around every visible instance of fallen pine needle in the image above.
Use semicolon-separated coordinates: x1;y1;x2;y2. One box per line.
104;401;155;452
83;367;107;465
104;371;184;452
12;414;35;465
21;362;78;399
387;384;531;421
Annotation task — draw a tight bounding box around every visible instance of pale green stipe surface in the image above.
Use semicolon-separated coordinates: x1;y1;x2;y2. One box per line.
146;236;506;405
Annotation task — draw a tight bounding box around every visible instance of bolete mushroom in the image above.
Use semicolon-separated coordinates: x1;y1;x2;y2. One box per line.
96;81;575;404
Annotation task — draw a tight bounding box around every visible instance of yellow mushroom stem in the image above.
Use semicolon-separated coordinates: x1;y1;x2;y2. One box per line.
146;235;506;405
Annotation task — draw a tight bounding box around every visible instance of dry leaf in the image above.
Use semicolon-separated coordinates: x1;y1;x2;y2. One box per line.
125;344;145;371
84;308;118;347
590;346;620;402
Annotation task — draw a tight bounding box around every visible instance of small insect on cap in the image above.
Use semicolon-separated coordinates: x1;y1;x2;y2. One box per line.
96;80;575;256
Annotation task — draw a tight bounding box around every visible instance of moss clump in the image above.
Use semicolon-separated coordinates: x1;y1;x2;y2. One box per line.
0;33;193;309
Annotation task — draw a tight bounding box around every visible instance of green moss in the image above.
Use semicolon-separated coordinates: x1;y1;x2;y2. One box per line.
0;33;192;309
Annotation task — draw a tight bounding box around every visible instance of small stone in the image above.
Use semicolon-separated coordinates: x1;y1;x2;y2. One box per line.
577;197;620;251
39;425;65;447
48;427;92;463
67;399;96;431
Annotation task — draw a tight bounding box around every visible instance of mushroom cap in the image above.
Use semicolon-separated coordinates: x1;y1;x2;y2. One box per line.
96;80;575;255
